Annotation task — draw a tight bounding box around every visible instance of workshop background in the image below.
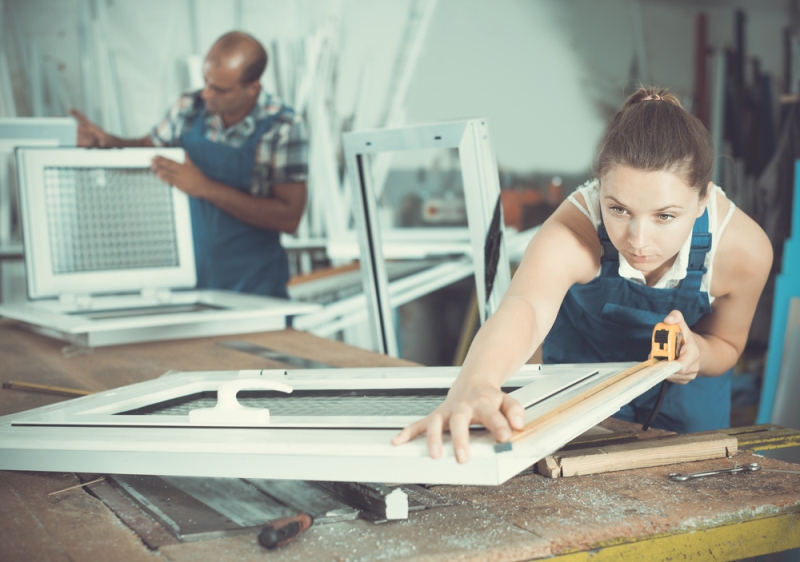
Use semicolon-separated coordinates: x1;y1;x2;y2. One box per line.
0;0;796;430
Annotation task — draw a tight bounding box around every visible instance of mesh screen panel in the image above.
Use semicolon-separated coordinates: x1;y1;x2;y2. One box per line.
44;167;179;273
127;392;448;417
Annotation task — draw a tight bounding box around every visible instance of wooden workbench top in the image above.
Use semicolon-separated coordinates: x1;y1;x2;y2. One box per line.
1;319;799;561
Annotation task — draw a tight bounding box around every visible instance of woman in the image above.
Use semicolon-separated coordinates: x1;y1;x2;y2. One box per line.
392;87;772;463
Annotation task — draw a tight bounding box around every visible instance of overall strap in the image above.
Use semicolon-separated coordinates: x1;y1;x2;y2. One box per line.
680;208;712;292
185;101;283;147
183;96;207;137
242;108;283;151
598;222;619;276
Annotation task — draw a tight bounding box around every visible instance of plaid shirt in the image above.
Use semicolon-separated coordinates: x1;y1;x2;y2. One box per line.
149;90;308;197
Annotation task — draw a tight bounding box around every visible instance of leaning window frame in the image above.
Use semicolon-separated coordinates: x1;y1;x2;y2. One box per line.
342;120;511;356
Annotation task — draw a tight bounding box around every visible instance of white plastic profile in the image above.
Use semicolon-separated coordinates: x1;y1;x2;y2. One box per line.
188;379;293;426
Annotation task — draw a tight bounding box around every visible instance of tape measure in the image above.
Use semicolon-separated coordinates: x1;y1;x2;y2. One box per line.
651;322;682;362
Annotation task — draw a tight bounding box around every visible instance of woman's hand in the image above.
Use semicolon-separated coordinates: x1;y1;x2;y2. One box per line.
391;380;526;463
663;309;701;384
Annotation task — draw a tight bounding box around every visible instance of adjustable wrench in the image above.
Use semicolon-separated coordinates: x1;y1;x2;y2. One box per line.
669;463;761;482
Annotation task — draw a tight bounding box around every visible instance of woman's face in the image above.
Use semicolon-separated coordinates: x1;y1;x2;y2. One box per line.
599;165;708;282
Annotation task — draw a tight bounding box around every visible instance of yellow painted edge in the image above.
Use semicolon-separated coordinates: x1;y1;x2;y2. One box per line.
544;511;800;562
747;438;800;452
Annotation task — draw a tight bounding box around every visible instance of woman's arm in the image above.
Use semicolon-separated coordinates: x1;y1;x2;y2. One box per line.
663;205;773;383
392;199;601;462
696;206;772;375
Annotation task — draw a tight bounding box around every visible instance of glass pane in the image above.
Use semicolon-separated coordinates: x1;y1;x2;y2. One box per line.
120;389;450;417
363;147;466;233
359;147;473;364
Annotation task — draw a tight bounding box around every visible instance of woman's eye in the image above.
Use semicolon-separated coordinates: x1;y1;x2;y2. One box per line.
657;214;675;222
610;206;626;215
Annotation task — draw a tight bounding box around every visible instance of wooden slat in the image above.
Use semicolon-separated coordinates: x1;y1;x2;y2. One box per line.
507;359;658;446
537;433;738;478
287;261;360;286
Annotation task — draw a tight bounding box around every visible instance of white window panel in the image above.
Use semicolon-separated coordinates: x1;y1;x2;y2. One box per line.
0;147;320;346
0;362;679;486
15;147;195;299
0;290;320;347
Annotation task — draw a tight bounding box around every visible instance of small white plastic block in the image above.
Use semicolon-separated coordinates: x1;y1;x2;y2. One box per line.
384;488;409;520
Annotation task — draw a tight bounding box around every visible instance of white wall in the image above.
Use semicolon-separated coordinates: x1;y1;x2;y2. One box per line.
1;0;791;175
404;0;789;174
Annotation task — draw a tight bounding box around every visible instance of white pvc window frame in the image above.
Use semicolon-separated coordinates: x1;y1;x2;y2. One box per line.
0;362;679;486
16;147;195;299
0;290;321;347
342;120;511;356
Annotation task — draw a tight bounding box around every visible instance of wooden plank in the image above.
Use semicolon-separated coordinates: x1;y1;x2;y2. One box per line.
287;261;359;286
537;433;737;478
504;359;658;449
558;432;641;451
84;477;179;549
0;471;158;561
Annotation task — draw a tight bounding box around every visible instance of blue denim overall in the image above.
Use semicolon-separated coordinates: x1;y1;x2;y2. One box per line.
542;210;732;433
181;107;290;298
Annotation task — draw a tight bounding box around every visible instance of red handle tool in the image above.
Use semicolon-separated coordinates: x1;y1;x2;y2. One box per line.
258;513;314;549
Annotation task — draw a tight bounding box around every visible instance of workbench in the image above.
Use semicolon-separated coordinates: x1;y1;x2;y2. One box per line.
1;318;799;562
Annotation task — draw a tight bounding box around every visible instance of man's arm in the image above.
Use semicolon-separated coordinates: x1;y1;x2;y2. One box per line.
150;155;306;233
70;109;154;148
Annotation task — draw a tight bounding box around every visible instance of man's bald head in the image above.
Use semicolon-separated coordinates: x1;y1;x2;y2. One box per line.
206;31;268;85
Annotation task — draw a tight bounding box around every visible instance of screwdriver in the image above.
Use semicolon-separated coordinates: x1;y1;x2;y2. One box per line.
257;512;314;549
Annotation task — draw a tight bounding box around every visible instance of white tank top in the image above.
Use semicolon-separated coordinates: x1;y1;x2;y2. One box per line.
567;179;736;303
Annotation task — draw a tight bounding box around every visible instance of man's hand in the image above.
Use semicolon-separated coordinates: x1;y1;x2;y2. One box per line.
151;154;211;198
70;108;114;147
70;108;152;148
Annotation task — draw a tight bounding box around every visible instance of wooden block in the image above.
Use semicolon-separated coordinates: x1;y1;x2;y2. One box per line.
538;455;561;478
536;432;737;478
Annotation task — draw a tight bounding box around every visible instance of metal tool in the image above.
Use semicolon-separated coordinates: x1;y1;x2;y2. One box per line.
670;463;761;482
258;513;314;549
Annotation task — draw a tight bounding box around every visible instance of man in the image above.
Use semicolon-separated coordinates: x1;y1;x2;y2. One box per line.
71;31;307;298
